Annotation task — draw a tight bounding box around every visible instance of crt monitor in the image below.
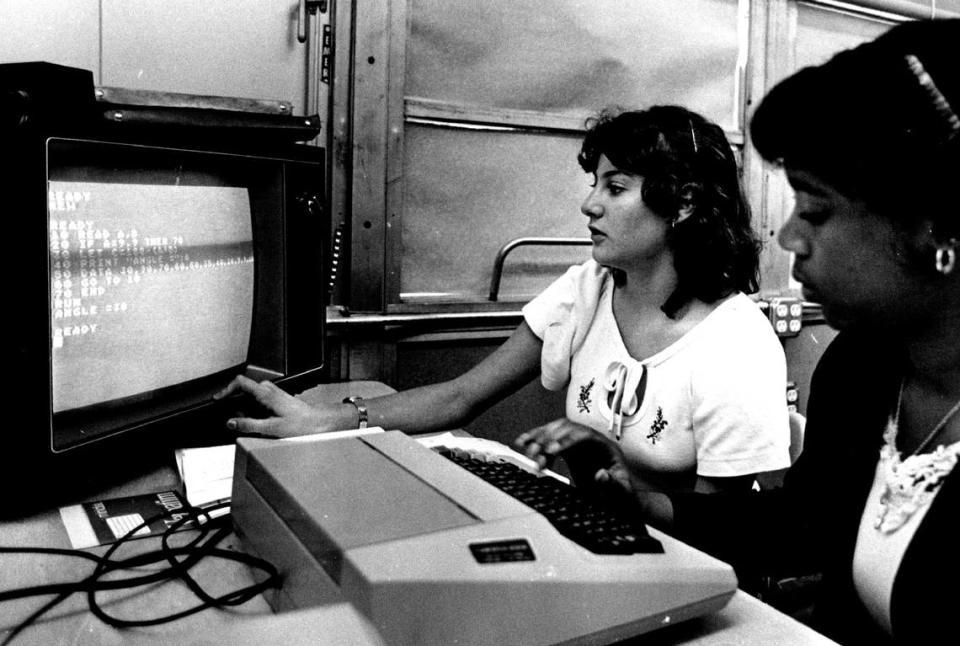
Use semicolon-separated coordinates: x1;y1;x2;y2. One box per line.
10;135;327;511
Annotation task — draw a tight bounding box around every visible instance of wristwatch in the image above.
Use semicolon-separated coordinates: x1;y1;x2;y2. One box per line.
342;396;368;429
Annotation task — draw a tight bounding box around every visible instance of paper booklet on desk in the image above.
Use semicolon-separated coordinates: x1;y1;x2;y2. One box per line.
59;490;192;549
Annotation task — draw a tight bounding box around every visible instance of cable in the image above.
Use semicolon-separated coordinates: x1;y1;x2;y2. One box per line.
0;502;280;645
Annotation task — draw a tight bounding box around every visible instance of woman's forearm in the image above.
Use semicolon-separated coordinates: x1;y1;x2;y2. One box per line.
337;322;544;434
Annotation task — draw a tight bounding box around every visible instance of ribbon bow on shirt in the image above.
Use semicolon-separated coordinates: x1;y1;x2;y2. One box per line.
603;360;645;440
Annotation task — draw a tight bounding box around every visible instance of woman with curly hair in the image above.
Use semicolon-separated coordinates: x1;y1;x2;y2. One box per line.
219;105;791;494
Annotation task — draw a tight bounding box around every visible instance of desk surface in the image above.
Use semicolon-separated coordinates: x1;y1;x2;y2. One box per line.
0;382;837;646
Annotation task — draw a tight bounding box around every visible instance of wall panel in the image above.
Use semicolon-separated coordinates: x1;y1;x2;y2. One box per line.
0;0;99;76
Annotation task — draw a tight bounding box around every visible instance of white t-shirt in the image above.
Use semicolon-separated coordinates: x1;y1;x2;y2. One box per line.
523;261;790;486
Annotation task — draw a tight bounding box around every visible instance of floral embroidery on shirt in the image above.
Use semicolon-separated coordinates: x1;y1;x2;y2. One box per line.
577;378;595;413
647;407;668;444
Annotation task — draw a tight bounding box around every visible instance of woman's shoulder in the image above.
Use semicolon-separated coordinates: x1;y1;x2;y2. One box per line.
526;260;611;310
643;293;780;369
558;259;610;290
670;293;784;370
522;260;612;390
698;292;778;341
522;260;611;340
714;291;766;315
813;328;900;384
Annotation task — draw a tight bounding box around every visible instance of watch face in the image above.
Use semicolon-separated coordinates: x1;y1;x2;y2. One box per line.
343;396;368;428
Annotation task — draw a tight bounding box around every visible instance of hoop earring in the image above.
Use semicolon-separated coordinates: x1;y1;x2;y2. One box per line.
935;243;956;275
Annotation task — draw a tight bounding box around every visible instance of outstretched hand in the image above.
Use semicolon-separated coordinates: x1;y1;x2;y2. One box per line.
214;375;327;438
513;418;637;499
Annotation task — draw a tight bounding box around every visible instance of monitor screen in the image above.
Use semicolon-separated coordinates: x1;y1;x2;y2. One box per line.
50;181;254;414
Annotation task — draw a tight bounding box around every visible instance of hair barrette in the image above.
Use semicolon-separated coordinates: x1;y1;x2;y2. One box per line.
904;54;960;142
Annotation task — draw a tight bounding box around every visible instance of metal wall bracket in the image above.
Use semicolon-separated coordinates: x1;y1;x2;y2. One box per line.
298;0;329;43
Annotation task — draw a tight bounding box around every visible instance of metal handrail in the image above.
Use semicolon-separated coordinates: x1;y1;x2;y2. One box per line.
488;237;591;301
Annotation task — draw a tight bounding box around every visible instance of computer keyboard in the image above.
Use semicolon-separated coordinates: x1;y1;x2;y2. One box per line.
435;448;663;555
235;431;738;645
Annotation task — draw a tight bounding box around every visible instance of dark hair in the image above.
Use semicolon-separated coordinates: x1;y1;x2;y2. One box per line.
750;19;960;238
578;105;760;316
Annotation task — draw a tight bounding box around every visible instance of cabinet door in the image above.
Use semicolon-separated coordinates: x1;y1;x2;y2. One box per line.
100;0;314;115
0;0;99;73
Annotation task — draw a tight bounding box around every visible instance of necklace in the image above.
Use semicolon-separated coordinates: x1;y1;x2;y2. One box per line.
873;380;960;534
894;380;960;456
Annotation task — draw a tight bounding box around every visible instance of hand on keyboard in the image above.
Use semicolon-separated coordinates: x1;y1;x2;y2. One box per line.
514;418;636;498
436;446;662;555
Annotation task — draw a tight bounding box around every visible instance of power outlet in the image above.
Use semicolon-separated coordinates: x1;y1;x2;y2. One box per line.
769;297;802;337
786;381;799;413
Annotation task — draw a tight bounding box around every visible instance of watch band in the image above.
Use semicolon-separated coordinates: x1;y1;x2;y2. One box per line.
342;396;368;429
